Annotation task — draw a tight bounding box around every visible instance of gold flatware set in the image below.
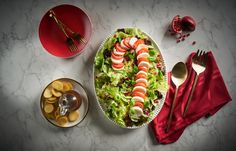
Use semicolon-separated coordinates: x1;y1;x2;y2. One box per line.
166;50;208;132
49;10;87;52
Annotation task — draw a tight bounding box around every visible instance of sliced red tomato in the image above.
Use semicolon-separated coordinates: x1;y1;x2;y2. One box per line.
124;38;131;48
134;82;147;88
111;51;123;60
138;66;148;72
135;73;147;80
115;43;126;52
132;90;146;99
112;62;124;69
137;48;149;56
133;39;144;50
137;57;149;64
134;101;144;110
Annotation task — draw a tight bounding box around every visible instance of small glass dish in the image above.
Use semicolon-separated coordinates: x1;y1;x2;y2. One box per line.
40;78;89;128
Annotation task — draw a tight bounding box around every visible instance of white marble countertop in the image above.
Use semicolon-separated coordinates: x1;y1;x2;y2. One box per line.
0;0;236;150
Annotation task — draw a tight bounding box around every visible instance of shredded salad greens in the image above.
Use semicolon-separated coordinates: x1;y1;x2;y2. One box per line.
94;28;167;127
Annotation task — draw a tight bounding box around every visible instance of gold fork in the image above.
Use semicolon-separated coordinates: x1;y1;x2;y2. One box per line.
62;22;87;44
183;50;208;117
49;10;78;52
50;10;87;44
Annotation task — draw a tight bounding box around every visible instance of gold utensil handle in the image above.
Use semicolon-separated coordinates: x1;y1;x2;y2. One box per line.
49;10;70;38
183;74;199;117
56;17;87;44
166;87;179;133
49;10;86;44
49;10;75;35
59;20;74;34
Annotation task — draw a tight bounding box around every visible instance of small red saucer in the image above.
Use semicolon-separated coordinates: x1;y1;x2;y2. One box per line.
39;4;92;58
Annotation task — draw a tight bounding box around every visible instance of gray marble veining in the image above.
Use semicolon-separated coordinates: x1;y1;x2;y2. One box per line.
0;0;236;150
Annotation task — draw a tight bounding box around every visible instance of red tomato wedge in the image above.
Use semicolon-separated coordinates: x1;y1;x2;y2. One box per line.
112;62;124;69
134;82;147;88
134;101;144;110
137;57;149;64
133;39;144;50
115;43;126;52
132;90;146;99
138;66;148;72
112;51;123;60
124;38;131;48
137;48;149;56
135;73;147;80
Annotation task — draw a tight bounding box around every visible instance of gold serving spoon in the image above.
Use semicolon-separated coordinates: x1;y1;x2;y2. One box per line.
166;62;188;133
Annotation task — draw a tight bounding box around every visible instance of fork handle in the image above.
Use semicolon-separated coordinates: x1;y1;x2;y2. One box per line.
49;11;70;38
166;86;179;133
183;74;199;117
49;10;87;44
58;20;87;44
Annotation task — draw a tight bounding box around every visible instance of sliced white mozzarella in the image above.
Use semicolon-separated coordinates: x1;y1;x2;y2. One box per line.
131;106;143;117
111;57;123;64
130;49;135;53
135;78;148;86
133;86;146;94
113;48;125;56
132;96;144;102
120;39;129;49
136;44;148;54
137;70;148;76
138;61;150;68
137;52;149;60
129;37;137;48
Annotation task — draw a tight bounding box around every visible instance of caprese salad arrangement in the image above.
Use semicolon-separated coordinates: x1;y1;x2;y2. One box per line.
94;28;167;127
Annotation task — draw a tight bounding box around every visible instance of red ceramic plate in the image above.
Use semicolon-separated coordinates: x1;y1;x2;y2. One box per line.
39;4;92;58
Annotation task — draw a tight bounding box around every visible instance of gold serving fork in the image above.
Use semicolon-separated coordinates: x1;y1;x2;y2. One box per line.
50;10;87;44
183;50;208;117
49;10;78;52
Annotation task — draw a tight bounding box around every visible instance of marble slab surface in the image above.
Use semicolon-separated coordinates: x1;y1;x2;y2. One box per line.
0;0;236;150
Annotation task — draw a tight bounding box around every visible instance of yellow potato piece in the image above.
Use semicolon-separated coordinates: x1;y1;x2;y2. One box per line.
45;112;55;120
56;116;68;126
62;82;73;92
52;80;63;91
44;104;54;113
67;82;73;89
51;88;62;97
45;97;58;104
68;111;79;122
54;108;60;119
48;97;57;101
43;88;52;98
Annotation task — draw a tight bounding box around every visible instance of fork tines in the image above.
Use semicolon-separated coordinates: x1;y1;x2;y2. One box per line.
80;37;87;44
203;51;208;65
67;38;78;52
194;50;208;66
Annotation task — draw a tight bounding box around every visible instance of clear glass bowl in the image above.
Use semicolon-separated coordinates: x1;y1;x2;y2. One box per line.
40;78;89;128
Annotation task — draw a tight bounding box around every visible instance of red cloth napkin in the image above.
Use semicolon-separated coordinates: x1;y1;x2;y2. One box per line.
150;51;232;144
